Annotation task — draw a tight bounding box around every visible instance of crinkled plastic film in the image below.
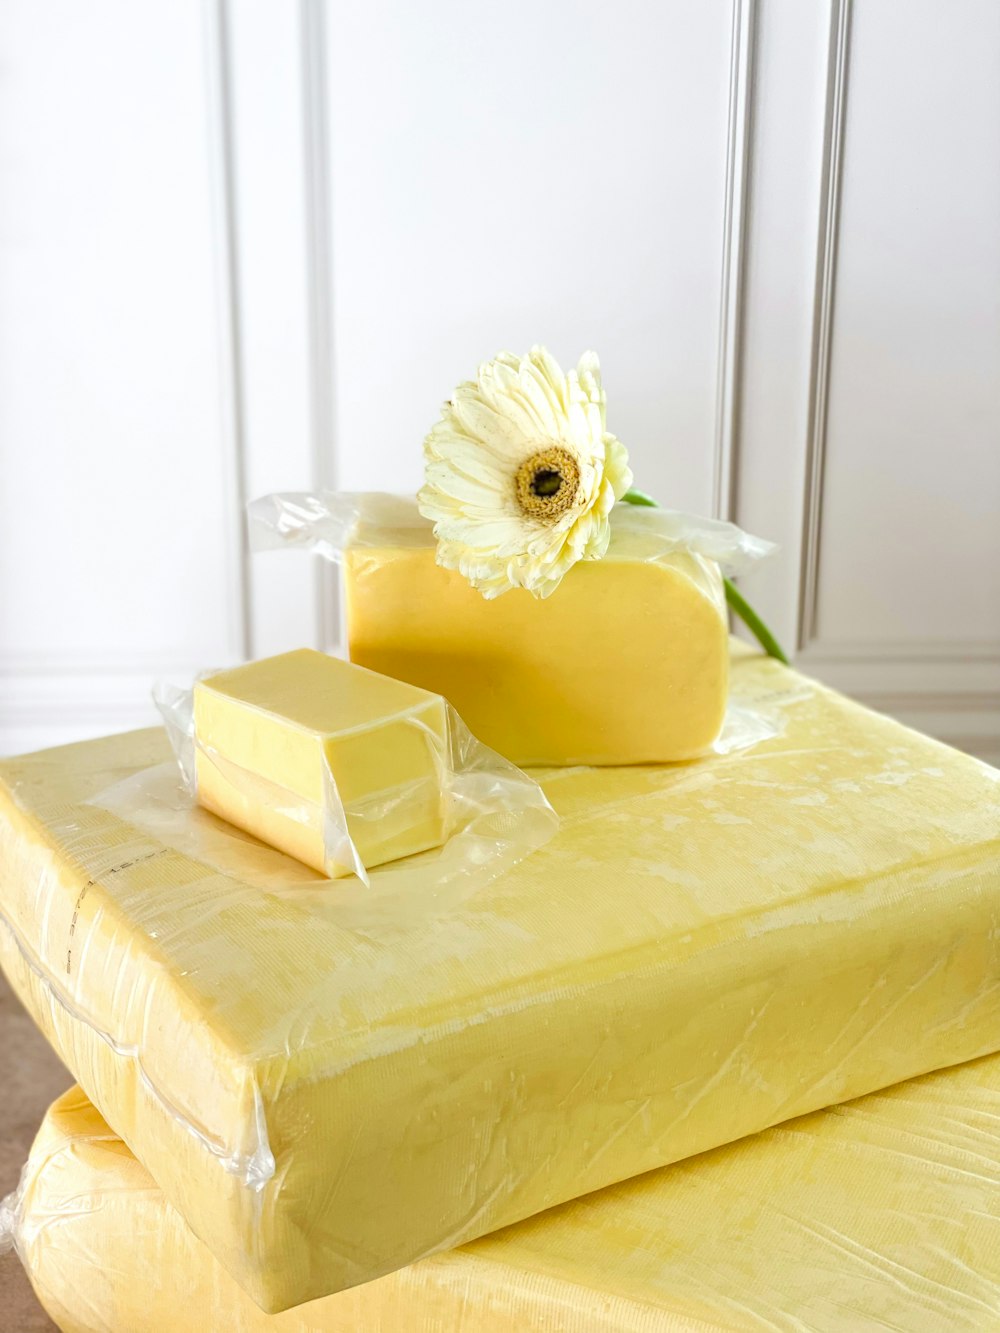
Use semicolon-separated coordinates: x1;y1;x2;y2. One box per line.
2;653;1000;1312
150;674;558;890
0;1167;25;1260
8;1065;1000;1332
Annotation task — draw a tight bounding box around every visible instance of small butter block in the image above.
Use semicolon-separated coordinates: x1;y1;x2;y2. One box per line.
194;649;449;876
346;527;728;766
16;1067;1000;1331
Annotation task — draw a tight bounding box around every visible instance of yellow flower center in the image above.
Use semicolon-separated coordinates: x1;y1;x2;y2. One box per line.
514;447;582;524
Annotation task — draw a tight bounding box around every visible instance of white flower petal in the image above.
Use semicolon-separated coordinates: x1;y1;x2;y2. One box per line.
530;346;571;414
605;434;633;499
577;350;602;385
517;358;566;435
422;463;506;512
449;393;527;455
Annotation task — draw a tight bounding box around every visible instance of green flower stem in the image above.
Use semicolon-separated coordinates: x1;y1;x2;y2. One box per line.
621;488;789;665
722;580;789;666
620;488;659;507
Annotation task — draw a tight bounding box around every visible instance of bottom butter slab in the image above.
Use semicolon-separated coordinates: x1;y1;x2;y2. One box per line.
2;649;1000;1311
9;1062;1000;1333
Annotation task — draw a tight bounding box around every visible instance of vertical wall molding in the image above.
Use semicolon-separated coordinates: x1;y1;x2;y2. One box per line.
300;0;339;651
204;0;253;660
797;0;852;651
713;0;758;524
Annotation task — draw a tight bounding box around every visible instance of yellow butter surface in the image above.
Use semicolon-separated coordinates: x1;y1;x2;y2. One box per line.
1;654;1000;1311
346;530;728;765
194;649;449;876
14;1065;1000;1333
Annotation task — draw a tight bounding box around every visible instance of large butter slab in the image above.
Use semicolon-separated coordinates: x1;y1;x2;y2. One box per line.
1;654;999;1312
11;1066;1000;1332
346;511;729;765
194;649;449;876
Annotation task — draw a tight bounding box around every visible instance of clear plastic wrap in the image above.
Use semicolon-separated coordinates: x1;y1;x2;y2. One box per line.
7;1064;1000;1332
151;656;558;889
249;493;776;766
247;489;776;573
1;652;999;1313
0;1168;22;1259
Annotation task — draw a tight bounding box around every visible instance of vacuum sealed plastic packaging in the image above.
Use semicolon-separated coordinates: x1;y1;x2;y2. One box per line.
249;493;775;765
157;647;556;884
5;1063;1000;1332
1;652;1000;1311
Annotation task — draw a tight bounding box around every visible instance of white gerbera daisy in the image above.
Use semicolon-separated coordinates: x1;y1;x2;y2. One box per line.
417;347;633;599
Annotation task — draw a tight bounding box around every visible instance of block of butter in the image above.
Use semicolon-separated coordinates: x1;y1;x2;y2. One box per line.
2;652;1000;1311
345;506;729;765
193;649;449;877
11;1064;1000;1332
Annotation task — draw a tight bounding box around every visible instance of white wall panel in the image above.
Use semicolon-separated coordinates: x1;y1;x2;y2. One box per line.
323;0;737;514
734;0;832;651
813;0;1000;653
0;0;242;751
737;0;1000;761
226;0;319;658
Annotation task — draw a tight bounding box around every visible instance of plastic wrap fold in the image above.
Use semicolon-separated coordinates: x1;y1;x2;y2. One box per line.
249;493;776;765
1;652;999;1311
5;1066;1000;1332
247;489;775;574
153;661;557;887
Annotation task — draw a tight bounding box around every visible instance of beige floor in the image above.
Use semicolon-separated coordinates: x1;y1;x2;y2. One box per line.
0;971;65;1332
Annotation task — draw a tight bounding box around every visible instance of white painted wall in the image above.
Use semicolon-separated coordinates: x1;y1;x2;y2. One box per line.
0;0;250;752
324;0;734;512
738;0;1000;760
1;0;998;761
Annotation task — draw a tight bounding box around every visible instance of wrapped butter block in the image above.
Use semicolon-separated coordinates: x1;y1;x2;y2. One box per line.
1;653;1000;1312
250;493;774;765
193;649;449;878
7;1065;1000;1331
